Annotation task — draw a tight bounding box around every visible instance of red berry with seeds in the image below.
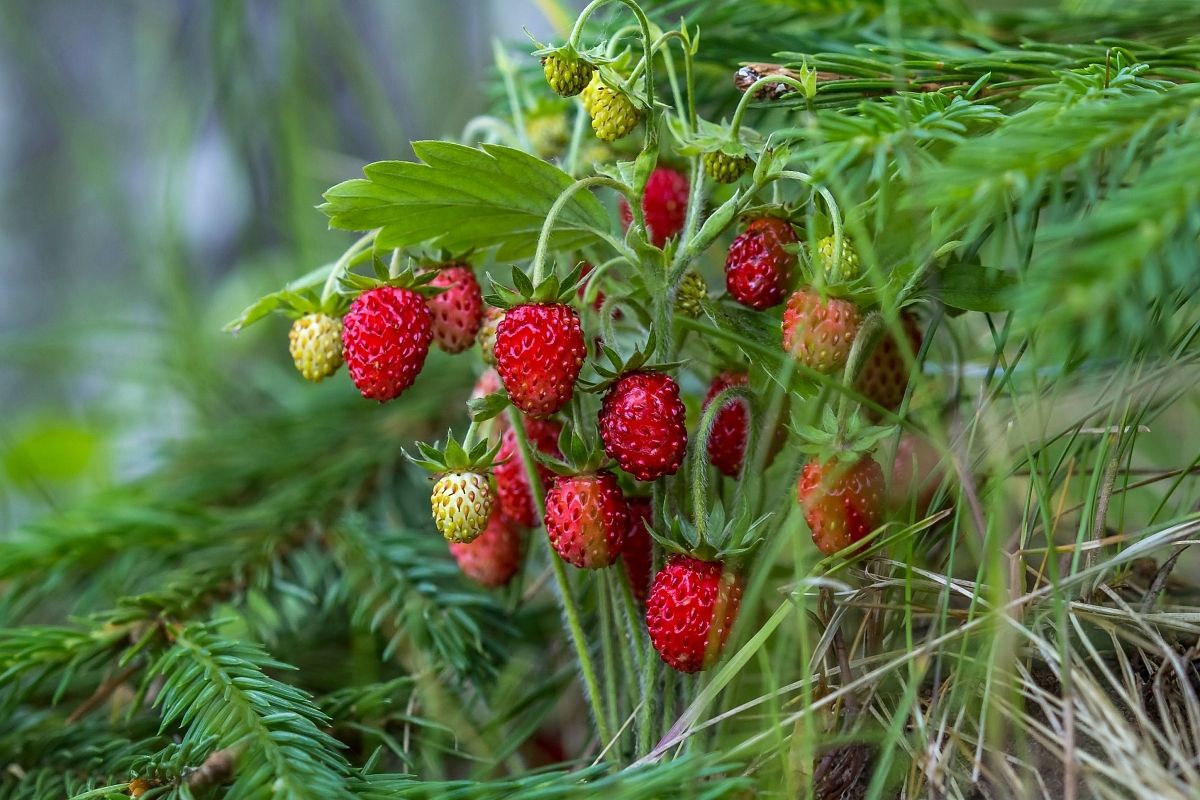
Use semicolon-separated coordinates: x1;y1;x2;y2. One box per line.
495;303;586;418
797;455;885;556
544;470;628;569
494;418;562;528
342;286;432;402
622;497;654;601
854;312;923;413
449;507;523;588
427;264;483;354
618;167;689;247
781;289;863;373
598;371;688;481
703;371;752;477
646;555;743;673
725;216;797;310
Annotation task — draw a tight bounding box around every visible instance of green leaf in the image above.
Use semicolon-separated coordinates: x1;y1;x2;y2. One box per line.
932;262;1017;312
320;142;611;260
224;263;333;332
467;389;510;423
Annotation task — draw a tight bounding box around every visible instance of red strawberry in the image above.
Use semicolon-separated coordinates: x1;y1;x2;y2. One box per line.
622;497;654;601
725;216;797;310
618;167;689;247
544;470;628;569
449;507;523;587
797;455;885;555
342;286;432;402
781;289;863;373
598;371;688;481
702;371;788;477
854;312;922;413
494;417;562;528
646;555;742;673
495;303;586;417
427;264;483;354
888;433;941;516
703;371;751;478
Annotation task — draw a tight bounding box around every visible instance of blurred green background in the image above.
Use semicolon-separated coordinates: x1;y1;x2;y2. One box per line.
0;1;582;524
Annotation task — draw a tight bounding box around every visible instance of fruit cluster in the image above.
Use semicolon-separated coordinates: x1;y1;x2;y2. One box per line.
243;13;943;679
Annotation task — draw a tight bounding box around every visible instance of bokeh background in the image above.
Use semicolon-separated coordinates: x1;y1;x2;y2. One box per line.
0;1;585;525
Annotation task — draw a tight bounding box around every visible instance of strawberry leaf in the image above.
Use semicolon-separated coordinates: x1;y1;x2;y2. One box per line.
320;142;611;260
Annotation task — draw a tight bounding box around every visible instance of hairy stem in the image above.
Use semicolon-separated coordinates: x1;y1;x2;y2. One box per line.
729;75;813;137
320;230;378;303
507;409;614;746
531;175;632;285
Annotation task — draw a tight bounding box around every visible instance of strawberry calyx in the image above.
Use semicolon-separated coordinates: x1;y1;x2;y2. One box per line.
670;115;762;170
339;258;444;300
484;263;586;309
579;329;684;393
527;38;611;70
794;407;896;468
279;287;348;319
405;428;505;475
537;423;609;477
646;499;769;563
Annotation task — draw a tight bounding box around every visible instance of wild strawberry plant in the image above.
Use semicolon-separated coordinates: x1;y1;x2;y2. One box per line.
5;1;1200;798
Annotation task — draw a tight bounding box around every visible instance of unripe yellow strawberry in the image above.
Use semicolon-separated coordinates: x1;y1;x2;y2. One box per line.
703;151;752;184
676;270;707;318
817;235;861;283
431;471;494;544
580;73;602;114
478;306;504;365
588;83;640;142
543;53;594;97
288;313;343;382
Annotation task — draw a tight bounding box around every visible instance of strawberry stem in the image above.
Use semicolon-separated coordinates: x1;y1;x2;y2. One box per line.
775;170;845;287
530;175;633;286
835;312;885;443
728;75;814;139
691;385;754;547
319;230;377;304
507;408;615;748
567;0;655;109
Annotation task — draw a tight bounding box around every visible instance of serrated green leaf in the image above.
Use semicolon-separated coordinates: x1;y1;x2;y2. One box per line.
320;142;610;260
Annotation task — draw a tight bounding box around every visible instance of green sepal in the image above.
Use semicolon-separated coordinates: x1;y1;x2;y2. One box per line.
792;407;897;465
579;329;684;393
589;66;652;112
484;263;584;308
404;429;504;474
467;390;511;423
338;265;443;300
753;146;791;184
669;116;763;160
408;245;476;269
224;272;349;333
646;499;771;561
536;423;607;476
736;203;793;225
526;37;611;68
